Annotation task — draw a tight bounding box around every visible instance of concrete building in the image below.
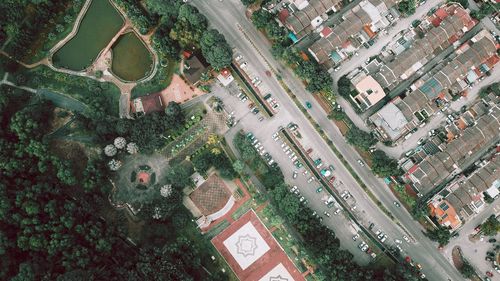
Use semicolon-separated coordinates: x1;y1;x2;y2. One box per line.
374;5;475;90
370;31;498;142
351;73;387;110
282;0;342;40
308;0;397;64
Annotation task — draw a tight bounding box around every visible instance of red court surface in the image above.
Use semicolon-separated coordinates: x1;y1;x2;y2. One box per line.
212;210;305;281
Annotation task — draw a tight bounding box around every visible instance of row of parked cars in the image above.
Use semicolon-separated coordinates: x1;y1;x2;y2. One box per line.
274;131;304;169
246;132;277;168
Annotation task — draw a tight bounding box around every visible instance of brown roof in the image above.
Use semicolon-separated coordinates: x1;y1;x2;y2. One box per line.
183;55;208;85
189;174;232;216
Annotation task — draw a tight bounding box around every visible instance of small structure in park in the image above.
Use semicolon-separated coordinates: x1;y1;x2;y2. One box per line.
130;165;156;190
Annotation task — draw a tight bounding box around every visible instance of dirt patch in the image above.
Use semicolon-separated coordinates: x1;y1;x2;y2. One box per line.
48;108;73;133
159;74;205;104
313;93;333;113
334;120;350;135
452;246;464;270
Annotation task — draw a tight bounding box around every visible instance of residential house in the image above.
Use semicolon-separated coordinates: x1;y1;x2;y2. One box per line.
373;5;475;90
429;156;499;229
308;0;397;64
282;0;342;40
183;55;209;86
369;31;498;142
408;105;500;195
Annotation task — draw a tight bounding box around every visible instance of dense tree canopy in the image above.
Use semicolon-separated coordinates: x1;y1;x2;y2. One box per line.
481;215;500;236
426;225;452;246
371;150;400;177
398;0;416;15
346;126;377;151
200;29;233;70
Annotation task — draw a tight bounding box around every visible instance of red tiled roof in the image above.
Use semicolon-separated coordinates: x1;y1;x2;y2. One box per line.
407;164;419;174
363;25;376;38
278;9;289;23
485;55;500;68
435;8;448;20
431;18;442;27
320;26;333;37
183;50;193;59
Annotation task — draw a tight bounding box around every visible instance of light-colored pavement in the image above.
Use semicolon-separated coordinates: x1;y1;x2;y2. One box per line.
193;0;466;280
219;88;373;265
443;203;500;280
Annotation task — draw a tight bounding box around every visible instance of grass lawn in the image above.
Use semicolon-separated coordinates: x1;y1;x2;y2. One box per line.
231;200;255;220
131;57;178;98
172;218;239;281
8;65;120;116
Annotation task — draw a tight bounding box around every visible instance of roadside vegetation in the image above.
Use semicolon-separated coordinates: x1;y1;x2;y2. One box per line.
470;2;499;20
234;132;423;281
398;0;417;15
426;225;453;246
250;9;333;94
481;215;500;236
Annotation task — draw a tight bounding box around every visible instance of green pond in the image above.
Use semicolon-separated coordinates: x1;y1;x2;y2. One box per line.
111;32;153;81
52;0;124;71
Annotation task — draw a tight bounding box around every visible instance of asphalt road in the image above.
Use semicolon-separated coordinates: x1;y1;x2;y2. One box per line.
192;0;466;279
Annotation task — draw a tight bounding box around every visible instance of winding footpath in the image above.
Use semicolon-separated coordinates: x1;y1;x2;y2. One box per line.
1;0;164;119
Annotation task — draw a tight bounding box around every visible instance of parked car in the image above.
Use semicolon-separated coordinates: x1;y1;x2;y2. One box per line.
292;171;298;179
352;234;360;241
334;208;341;215
403;235;410;243
357;159;365;167
316;187;323;193
393;201;401;207
323;211;331;217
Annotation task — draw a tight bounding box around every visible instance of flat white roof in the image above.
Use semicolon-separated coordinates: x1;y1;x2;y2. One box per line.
258;263;296;281
354;75;386;106
223;221;270;270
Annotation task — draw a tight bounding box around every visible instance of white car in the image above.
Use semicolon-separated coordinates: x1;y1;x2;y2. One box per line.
240;62;247;68
235;54;243;61
395;245;403;252
289;186;298;193
352;234;360;241
357;159;365;167
394;239;402;244
403;235;410;243
292;171;298;179
307;177;314;183
380;235;387;243
334;208;341;215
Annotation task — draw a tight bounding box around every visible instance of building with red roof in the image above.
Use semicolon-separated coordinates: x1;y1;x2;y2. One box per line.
212;210;305;281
